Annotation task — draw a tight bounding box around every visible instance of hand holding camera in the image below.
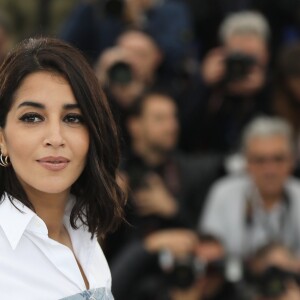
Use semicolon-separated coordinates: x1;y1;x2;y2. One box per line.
201;47;226;86
252;266;300;300
144;229;198;257
201;46;264;95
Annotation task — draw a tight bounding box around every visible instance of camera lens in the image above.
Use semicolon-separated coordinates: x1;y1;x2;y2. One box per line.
255;266;292;298
224;52;256;82
170;259;197;289
107;61;133;85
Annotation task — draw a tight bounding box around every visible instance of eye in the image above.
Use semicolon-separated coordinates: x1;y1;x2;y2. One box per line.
63;113;85;124
19;113;44;123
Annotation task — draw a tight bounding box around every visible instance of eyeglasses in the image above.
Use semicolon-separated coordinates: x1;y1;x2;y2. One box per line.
247;154;291;165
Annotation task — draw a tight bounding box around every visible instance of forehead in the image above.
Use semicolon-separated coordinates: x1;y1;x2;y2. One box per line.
246;135;291;154
118;32;158;54
12;71;76;106
226;34;267;60
142;95;176;114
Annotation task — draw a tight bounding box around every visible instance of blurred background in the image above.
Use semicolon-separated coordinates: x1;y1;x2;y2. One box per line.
4;0;300;299
0;0;77;38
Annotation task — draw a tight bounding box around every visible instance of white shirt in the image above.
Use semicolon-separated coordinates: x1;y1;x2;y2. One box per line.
200;175;300;258
0;193;113;300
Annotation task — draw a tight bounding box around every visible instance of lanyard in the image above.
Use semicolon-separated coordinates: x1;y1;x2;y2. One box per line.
243;188;291;254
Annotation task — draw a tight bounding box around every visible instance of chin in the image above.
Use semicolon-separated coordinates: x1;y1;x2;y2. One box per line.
261;187;282;196
32;186;71;195
26;179;73;195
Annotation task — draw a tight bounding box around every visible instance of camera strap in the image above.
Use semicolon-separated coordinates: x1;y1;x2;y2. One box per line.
243;185;293;254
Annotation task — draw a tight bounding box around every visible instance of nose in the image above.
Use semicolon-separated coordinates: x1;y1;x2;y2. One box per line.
43;120;65;148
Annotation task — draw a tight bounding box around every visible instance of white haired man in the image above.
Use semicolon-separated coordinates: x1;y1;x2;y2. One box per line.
202;11;270;95
184;11;273;153
199;116;300;258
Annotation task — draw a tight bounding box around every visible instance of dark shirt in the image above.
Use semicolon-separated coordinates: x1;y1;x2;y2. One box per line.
111;240;240;300
179;74;273;154
122;150;223;226
60;1;194;67
104;150;223;262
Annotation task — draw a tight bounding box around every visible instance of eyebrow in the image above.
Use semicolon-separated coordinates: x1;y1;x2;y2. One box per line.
17;101;80;110
17;101;44;109
63;103;80;110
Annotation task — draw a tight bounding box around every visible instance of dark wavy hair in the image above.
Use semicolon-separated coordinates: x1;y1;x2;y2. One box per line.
0;37;125;237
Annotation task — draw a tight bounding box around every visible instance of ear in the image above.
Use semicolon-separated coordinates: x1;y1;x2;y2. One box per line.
0;128;8;156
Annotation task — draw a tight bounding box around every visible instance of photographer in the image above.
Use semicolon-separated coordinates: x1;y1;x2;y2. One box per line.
94;30;163;152
201;11;269;96
103;89;223;262
123;90;222;227
182;11;272;154
95;46;145;108
200;116;300;258
111;231;238;300
247;242;300;300
168;234;237;300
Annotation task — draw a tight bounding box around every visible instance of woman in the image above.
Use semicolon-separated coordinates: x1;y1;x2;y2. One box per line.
0;37;125;299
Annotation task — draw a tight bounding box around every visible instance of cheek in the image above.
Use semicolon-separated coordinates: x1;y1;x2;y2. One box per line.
73;131;90;161
247;166;267;180
4;129;35;161
6;140;34;180
281;164;293;177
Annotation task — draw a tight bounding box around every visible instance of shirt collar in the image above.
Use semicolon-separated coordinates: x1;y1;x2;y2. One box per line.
246;176;286;212
0;193;76;250
0;193;90;250
0;193;40;250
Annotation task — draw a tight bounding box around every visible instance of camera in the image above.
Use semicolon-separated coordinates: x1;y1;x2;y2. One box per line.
168;255;206;289
107;61;133;85
159;251;227;289
224;52;257;82
252;266;300;298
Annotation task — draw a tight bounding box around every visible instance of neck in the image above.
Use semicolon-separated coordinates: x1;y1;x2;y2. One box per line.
26;189;69;241
133;140;166;166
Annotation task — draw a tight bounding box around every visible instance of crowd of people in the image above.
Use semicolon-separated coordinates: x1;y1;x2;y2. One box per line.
2;0;300;299
60;1;300;299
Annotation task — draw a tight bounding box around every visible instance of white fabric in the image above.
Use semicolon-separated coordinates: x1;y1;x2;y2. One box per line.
199;175;300;258
0;193;112;300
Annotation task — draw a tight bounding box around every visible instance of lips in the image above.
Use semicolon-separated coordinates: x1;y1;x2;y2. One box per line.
37;156;70;171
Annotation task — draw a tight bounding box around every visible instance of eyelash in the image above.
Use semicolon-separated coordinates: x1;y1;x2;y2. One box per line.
19;112;43;123
19;113;85;124
63;113;85;124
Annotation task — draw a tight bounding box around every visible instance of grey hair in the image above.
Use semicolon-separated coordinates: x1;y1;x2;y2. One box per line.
219;11;270;43
242;116;294;152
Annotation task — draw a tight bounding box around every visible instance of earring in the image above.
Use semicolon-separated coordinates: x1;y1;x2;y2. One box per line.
0;153;10;167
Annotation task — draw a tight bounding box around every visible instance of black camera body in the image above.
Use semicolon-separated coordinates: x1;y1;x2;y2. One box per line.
107;61;133;85
253;266;300;298
159;252;226;289
168;255;205;289
224;52;257;82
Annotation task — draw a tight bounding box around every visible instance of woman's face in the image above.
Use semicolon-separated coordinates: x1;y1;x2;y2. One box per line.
0;71;89;197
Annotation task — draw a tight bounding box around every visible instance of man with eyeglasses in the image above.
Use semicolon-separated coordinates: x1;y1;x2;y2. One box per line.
199;116;300;259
